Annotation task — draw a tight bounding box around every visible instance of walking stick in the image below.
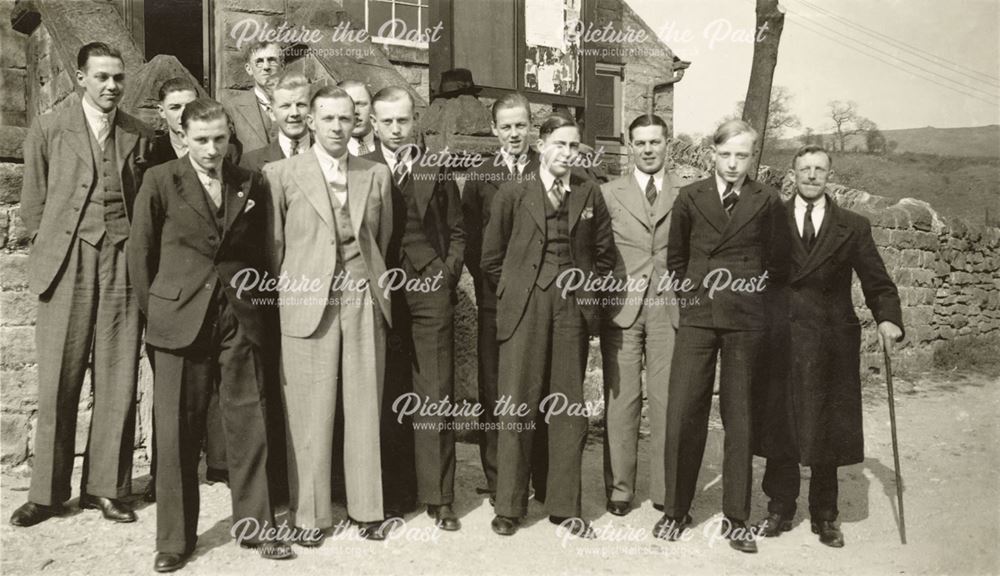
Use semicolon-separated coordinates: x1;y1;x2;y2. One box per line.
882;347;906;544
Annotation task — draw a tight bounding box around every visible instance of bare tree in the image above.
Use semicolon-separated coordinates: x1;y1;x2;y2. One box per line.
742;0;785;177
735;85;801;150
828;100;861;152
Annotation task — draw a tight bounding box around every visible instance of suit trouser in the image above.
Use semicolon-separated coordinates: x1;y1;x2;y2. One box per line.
663;326;763;522
282;287;385;527
30;237;140;506
762;459;839;521
381;290;417;511
153;298;273;554
401;257;455;506
601;301;675;506
475;295;549;499
495;283;588;519
148;391;227;484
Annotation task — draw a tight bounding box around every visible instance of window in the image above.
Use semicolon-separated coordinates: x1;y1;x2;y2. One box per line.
366;0;431;48
594;63;623;144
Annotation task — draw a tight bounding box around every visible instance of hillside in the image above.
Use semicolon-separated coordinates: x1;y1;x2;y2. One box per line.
780;125;1000;158
761;149;1000;226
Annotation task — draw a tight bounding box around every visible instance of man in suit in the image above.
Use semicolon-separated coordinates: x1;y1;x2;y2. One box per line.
753;146;903;548
600;114;682;517
223;41;283;158
483;112;615;538
264;86;394;543
143;77;231;504
461;92;543;505
240;71;312;173
339;80;378;156
129;98;292;571
11;42;151;528
363;86;465;530
654;119;790;553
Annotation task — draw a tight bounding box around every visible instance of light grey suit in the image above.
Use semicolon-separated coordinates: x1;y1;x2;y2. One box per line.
599;170;681;508
265;148;393;527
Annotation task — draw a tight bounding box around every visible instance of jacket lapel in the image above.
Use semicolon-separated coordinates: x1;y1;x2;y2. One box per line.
67;100;95;167
234;92;268;145
524;178;547;233
292;152;334;230
793;195;851;282
691;178;729;234
175;158;218;231
411;163;435;221
653;171;680;226
717;179;768;249
346;156;372;236
786;199;809;268
223;163;251;235
567;178;589;232
614;175;651;230
114;113;139;175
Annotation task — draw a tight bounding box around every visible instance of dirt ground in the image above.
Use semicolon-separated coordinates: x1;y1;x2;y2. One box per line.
2;370;997;576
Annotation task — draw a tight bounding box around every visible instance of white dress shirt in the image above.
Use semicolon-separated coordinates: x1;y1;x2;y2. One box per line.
715;172;745;202
539;167;571;208
634;167;665;195
499;148;528;176
382;143;413;179
279;131;310;158
794;194;827;237
347;131;376;156
315;144;349;206
169;130;187;159
82;96;116;150
190;157;223;210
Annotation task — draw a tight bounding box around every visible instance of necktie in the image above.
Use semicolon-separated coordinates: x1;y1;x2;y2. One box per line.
290;138;302;157
722;182;738;216
97;115;111;150
645;176;657;206
802;201;816;251
205;169;222;210
550;179;565;209
394;158;409;188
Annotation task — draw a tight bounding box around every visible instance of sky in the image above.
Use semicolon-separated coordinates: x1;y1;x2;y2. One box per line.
625;0;1000;138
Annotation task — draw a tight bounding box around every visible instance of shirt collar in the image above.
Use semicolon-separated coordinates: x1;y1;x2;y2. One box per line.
81;96;116;128
634;166;665;193
189;156;222;183
253;86;271;108
382;142;413;172
169;131;187;157
539;166;571;194
715;172;745;197
279;131;310;158
314;143;348;175
795;193;827;210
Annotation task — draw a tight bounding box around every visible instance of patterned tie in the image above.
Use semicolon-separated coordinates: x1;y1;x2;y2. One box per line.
97;115;111;150
722;181;738;217
802;201;816;251
394;157;409;188
289;138;300;157
645;176;657;206
550;178;565;209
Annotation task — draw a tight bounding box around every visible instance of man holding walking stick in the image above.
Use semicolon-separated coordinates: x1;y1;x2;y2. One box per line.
754;145;904;548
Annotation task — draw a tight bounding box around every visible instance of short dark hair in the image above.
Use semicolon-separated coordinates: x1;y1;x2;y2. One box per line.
243;41;284;64
538;111;578;140
77;42;123;71
371;86;415;111
338;79;372;99
180;98;229;130
309;86;354;112
491;92;532;123
791;145;833;169
628;114;670;141
157;77;199;102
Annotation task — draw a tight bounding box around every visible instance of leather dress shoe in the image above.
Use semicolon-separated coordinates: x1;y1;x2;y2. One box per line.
606;500;630;516
205;467;229;485
652;513;692;541
143;480;157;503
724;518;758;554
291;526;326;548
491;515;518;536
755;512;792;537
9;501;62;527
240;540;295;560
79;494;137;523
427;504;461;531
154;551;190;573
549;516;596;539
811;519;845;548
354;519;389;541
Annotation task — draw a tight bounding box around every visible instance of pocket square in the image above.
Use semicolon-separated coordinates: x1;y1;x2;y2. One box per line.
581;207;594;220
243;199;256;213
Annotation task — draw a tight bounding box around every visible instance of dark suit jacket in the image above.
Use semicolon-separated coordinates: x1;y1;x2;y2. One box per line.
666;176;790;331
145;131;240;169
755;195;903;466
481;170;616;341
128;157;271;350
240;140;286;174
462;149;540;308
363;146;465;283
222;89;273;160
20;94;154;295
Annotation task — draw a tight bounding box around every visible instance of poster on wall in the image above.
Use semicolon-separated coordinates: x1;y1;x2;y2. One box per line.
524;0;581;96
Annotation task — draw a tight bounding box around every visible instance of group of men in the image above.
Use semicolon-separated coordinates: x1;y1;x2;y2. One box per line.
9;37;904;572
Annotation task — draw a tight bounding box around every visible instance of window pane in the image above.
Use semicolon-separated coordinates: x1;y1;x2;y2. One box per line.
369;0;392;33
395;4;419;34
593;75;615;106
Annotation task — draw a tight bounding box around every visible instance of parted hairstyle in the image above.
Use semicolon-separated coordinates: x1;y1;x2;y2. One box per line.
791;144;833;169
157;77;199;102
77;42;123;70
180;98;229;130
538;111;578;139
628;113;670;141
712;119;759;146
